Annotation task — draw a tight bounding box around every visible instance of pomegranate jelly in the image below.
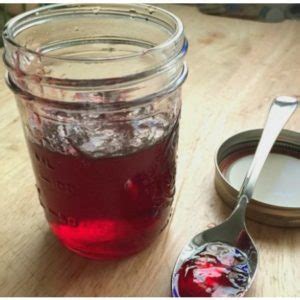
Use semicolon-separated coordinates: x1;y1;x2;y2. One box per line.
173;242;251;297
28;120;178;259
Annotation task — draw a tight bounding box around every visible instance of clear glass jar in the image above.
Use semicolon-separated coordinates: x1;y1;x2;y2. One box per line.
3;4;188;259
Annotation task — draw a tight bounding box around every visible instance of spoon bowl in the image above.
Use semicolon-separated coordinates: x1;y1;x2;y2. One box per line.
171;197;258;296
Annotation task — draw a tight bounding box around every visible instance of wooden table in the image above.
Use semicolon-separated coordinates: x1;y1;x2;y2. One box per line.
1;5;300;296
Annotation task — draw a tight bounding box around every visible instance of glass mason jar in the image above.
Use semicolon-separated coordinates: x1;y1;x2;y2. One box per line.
3;4;188;259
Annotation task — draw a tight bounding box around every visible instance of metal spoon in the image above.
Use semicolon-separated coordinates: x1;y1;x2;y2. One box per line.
171;96;298;297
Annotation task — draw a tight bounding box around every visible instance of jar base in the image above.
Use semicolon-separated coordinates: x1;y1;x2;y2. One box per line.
49;220;165;260
61;241;150;260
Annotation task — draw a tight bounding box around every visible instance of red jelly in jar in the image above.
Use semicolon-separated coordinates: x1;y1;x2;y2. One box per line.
28;119;178;259
173;242;251;297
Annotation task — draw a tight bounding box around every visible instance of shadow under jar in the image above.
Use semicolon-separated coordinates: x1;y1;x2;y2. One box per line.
3;4;188;259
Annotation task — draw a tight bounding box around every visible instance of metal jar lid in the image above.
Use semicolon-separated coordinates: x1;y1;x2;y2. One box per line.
215;129;300;227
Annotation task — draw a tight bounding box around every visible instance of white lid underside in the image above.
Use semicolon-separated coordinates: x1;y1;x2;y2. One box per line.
225;153;300;208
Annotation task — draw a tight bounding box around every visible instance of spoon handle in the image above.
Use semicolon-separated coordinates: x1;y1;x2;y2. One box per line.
238;96;298;203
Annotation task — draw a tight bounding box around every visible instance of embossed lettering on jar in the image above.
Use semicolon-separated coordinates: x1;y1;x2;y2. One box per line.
3;4;188;259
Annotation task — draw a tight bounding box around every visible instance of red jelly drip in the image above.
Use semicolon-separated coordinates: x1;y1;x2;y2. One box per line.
27;123;178;259
175;243;250;297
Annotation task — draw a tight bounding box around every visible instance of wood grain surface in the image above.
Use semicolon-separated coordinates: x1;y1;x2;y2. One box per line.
0;4;300;297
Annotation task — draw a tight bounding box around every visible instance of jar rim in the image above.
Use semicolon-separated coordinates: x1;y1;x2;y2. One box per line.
3;3;183;63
